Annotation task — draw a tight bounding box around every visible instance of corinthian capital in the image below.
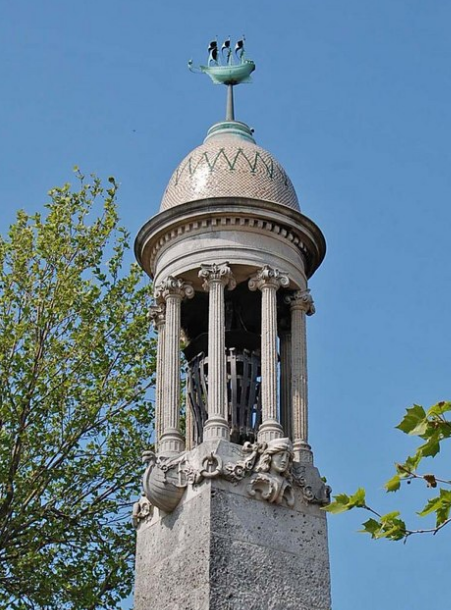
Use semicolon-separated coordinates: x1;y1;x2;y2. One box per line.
154;276;195;302
285;289;315;316
248;265;289;292
199;262;236;292
148;303;166;329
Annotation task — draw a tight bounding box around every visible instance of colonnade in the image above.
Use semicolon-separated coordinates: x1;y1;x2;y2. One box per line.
150;263;315;461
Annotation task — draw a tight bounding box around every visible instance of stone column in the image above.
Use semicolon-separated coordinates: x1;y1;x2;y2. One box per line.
285;289;315;462
279;325;292;439
149;303;166;452
155;276;194;455
199;262;236;441
249;265;289;443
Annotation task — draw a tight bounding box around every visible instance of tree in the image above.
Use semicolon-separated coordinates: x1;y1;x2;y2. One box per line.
0;172;155;609
325;401;451;541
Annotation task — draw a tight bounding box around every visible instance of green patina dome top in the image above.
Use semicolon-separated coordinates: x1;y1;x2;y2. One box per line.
159;120;300;212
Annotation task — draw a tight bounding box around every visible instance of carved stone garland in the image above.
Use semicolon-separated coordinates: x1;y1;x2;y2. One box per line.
138;438;331;518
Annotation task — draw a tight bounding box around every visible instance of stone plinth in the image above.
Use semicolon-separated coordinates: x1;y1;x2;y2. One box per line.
134;441;331;610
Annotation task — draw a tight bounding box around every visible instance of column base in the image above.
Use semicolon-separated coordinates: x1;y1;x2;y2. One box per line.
258;419;283;443
203;415;230;441
293;441;314;464
159;429;185;455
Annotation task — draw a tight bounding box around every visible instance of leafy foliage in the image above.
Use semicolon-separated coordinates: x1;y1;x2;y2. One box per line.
325;401;451;541
0;172;155;608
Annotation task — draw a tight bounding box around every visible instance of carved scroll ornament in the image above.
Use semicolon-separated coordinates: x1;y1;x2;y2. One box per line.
137;439;331;516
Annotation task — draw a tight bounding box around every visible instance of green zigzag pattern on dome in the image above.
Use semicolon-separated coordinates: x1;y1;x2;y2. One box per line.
172;148;290;188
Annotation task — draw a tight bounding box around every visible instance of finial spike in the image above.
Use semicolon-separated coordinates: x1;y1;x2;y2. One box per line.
226;85;235;121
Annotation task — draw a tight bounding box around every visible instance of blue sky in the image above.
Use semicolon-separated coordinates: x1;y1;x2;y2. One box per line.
1;1;450;608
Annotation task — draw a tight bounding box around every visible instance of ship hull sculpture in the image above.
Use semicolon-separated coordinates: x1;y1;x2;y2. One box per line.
188;38;256;85
133;40;332;610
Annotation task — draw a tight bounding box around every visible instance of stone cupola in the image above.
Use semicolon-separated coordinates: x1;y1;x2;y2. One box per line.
135;115;325;453
133;41;332;610
160;120;299;212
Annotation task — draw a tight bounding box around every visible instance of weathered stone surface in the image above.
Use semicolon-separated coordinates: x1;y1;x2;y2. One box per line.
134;485;211;609
134;463;331;610
208;488;330;610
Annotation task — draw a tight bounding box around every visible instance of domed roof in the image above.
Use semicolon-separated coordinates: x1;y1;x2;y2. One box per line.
160;121;300;212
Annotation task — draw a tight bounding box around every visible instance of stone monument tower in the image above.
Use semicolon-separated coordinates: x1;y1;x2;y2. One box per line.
133;41;331;610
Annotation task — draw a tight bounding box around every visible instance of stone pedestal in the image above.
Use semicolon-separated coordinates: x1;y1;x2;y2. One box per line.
134;108;331;610
134;441;331;610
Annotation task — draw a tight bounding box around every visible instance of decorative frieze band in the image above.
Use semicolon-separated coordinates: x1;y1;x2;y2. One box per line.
148;216;310;272
138;438;331;519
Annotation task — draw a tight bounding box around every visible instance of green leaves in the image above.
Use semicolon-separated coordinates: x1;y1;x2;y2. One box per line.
361;512;406;541
327;401;451;542
324;488;366;514
394;401;451;477
0;173;155;609
396;404;427;435
384;474;401;492
418;489;451;526
396;402;451;441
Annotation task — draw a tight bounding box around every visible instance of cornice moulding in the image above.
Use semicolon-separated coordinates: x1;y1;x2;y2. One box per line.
135;198;326;280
